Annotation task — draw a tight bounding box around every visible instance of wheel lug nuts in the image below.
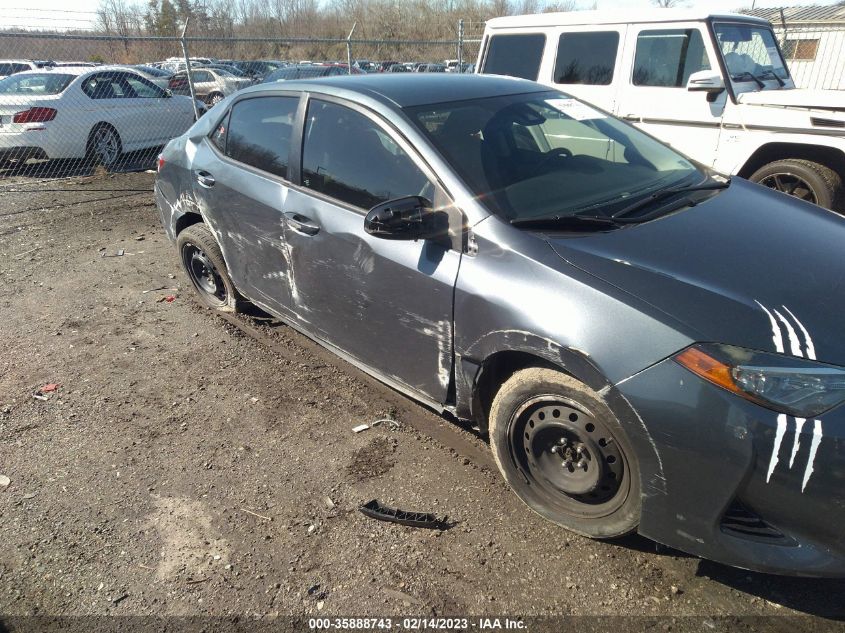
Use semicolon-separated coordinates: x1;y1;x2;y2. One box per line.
550;446;558;454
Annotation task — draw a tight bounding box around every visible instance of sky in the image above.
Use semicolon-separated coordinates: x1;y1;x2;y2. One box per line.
0;0;841;31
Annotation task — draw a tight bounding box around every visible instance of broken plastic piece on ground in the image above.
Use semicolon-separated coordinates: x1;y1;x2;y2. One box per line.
39;383;59;393
0;475;10;488
33;394;50;401
359;499;453;530
352;424;369;433
371;418;400;430
101;249;125;258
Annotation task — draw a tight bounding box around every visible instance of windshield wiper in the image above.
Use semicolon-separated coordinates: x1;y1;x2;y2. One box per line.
610;180;731;222
731;71;766;89
757;68;786;87
510;213;620;230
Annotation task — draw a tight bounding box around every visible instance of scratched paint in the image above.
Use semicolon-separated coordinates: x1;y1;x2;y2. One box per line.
759;302;824;492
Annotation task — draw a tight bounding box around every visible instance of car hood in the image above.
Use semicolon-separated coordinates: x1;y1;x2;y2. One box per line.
545;179;845;367
737;88;845;111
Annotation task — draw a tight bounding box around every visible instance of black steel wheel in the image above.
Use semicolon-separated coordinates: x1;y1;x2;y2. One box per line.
176;223;244;311
489;368;640;538
750;159;843;212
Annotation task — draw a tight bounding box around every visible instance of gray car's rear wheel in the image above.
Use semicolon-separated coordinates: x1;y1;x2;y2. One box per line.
177;223;243;312
750;159;843;211
207;92;224;105
489;368;640;539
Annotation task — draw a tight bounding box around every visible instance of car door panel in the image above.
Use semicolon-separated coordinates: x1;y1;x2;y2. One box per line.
188;96;300;316
283;97;460;403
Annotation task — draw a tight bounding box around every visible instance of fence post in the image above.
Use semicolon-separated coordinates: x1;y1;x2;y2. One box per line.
457;19;464;73
346;22;357;75
180;19;200;121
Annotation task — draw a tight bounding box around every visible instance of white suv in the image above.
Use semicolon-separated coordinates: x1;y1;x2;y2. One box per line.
478;9;845;211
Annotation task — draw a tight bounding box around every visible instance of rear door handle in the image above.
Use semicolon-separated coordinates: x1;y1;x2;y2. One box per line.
284;212;320;236
195;170;215;187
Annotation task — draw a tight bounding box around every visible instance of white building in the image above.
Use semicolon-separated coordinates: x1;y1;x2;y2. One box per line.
745;5;845;90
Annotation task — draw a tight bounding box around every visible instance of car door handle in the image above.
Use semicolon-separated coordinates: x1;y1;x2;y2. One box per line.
284;212;320;236
195;171;215;187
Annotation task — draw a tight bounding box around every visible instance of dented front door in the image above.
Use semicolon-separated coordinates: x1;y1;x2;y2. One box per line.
281;97;460;404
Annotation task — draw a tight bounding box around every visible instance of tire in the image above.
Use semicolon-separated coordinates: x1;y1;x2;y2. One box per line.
489;367;641;539
176;223;244;312
86;124;122;170
207;92;224;106
749;159;843;212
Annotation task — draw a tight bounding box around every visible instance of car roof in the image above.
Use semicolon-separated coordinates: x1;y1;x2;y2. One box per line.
242;73;549;108
485;8;770;28
5;65;135;77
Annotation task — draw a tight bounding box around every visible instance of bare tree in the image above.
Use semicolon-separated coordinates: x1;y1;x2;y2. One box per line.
651;0;682;7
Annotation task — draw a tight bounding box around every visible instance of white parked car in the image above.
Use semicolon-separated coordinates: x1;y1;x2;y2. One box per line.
479;9;845;211
0;66;200;169
0;59;52;80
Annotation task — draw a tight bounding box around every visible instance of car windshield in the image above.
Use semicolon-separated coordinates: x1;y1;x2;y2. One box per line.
714;22;790;86
0;72;74;95
406;91;701;221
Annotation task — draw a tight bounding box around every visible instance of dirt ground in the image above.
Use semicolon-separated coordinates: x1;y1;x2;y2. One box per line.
1;172;844;632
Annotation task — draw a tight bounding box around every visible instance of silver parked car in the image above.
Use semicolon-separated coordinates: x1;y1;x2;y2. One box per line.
167;67;252;105
155;74;845;577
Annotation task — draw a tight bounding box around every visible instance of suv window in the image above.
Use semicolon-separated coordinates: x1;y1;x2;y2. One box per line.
482;33;546;81
224;96;297;178
0;63;29;75
633;29;711;87
302;100;432;209
554;32;619;85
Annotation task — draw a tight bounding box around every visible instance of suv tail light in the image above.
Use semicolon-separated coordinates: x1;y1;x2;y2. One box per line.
13;107;57;123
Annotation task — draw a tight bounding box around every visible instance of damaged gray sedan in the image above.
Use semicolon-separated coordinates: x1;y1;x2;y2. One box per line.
155;74;845;577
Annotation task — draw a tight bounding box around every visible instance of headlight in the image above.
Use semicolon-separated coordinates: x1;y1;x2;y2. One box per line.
675;343;845;417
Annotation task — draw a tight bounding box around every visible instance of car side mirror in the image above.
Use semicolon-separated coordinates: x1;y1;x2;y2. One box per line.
364;196;448;242
164;88;172;97
686;70;725;93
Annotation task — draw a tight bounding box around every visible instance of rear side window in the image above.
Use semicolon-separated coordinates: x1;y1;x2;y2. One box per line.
224;96;298;179
554;31;619;85
0;63;29;75
302;100;432;209
633;29;711;87
482;33;546;81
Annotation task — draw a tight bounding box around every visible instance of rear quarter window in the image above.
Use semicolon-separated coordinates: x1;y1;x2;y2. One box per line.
482;33;546;81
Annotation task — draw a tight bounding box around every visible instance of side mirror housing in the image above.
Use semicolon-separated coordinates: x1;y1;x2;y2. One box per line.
164;88;173;97
686;70;725;93
364;196;448;242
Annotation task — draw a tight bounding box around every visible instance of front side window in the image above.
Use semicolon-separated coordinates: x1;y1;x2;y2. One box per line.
224;96;298;178
81;73;125;99
554;31;619;85
714;22;790;84
481;33;546;81
407;91;700;222
302;100;432;209
124;74;165;98
633;29;711;87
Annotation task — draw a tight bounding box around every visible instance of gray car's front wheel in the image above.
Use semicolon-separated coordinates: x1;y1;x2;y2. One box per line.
489;368;641;539
177;223;244;312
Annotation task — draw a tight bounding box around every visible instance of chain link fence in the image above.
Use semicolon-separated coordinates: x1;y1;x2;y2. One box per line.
0;25;485;185
772;24;845;91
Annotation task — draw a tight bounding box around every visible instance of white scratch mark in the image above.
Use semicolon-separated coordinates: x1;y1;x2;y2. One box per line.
788;417;806;468
802;420;823;492
766;413;788;483
773;309;803;357
781;306;816;360
755;301;784;354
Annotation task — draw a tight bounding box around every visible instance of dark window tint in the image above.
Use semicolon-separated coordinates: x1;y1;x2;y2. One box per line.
81;73;126;99
0;63;29;75
554;32;619;85
302;100;431;209
482;33;546;80
633;29;711;87
225;96;297;179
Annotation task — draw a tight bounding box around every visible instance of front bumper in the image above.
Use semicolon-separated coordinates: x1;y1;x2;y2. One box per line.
614;356;845;577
